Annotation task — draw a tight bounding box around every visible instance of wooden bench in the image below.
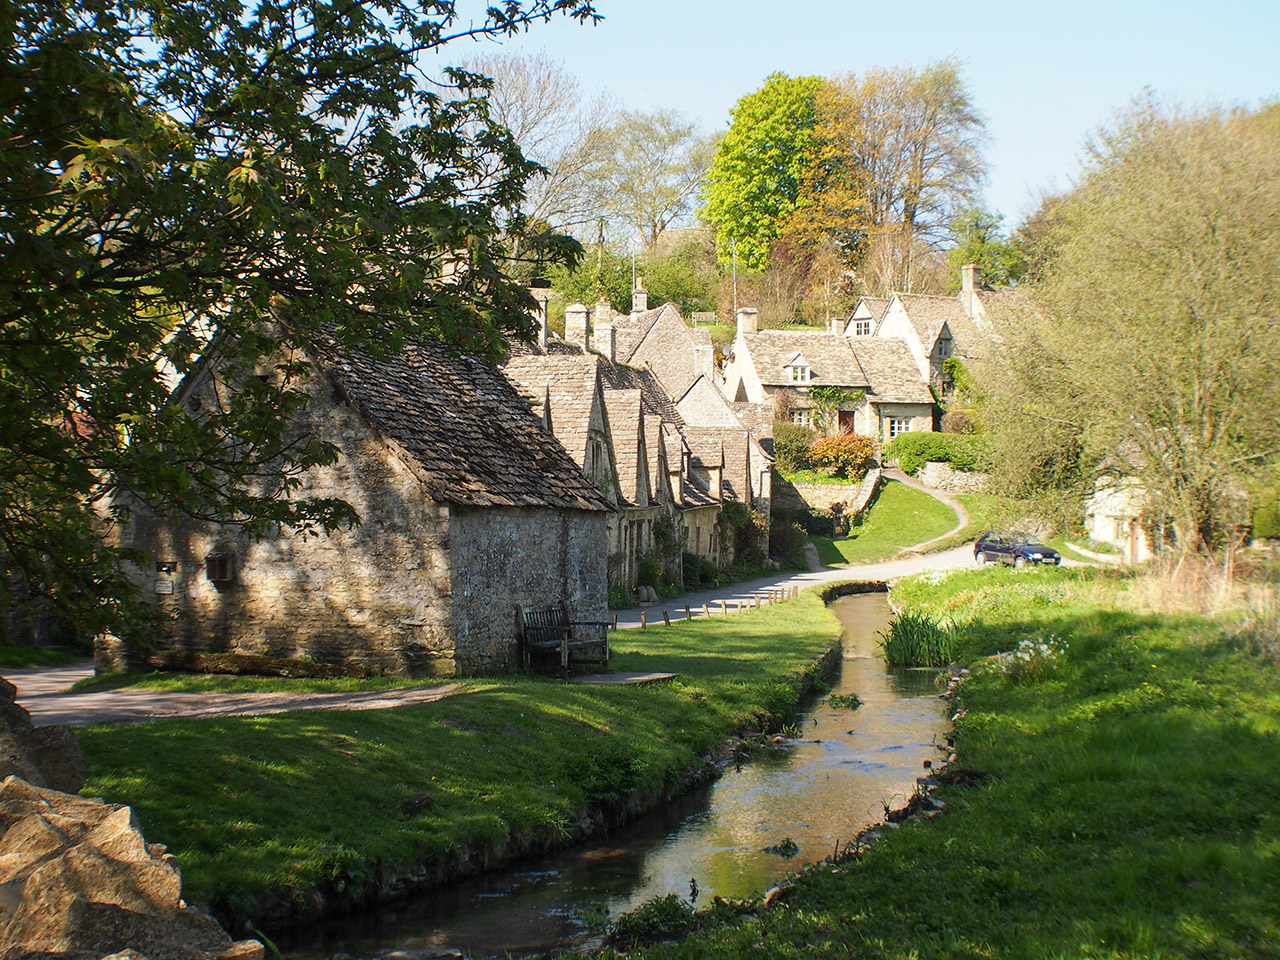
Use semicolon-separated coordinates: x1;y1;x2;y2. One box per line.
517;601;610;678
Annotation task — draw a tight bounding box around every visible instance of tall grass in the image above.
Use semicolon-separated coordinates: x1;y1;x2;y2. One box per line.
877;609;955;666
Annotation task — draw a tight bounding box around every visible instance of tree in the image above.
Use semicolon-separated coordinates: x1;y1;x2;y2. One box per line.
701;73;823;270
981;99;1280;555
459;51;613;237
794;61;987;294
0;0;598;641
945;207;1027;290
586;109;717;247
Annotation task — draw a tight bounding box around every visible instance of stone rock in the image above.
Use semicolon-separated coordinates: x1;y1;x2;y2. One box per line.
0;776;261;960
0;680;85;794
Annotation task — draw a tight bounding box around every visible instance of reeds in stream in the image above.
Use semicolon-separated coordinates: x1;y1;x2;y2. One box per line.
878;609;955;667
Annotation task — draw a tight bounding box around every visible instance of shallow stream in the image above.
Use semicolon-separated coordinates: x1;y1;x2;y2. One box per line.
283;592;950;959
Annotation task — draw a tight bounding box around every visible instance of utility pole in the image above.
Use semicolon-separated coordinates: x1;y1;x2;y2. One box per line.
732;238;738;318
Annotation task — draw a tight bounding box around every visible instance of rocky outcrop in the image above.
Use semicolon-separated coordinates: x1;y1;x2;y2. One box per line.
0;776;264;960
0;678;84;794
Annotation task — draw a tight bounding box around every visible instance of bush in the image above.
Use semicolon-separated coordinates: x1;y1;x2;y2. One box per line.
636;551;662;589
808;434;877;480
772;422;817;474
607;585;637;610
768;521;809;565
1253;489;1280;540
882;432;990;475
941;408;978;434
682;552;719;590
609;894;696;944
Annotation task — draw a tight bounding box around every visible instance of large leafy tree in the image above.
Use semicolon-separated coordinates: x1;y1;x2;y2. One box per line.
945;207;1026;291
701;72;822;270
0;0;598;641
981;100;1280;555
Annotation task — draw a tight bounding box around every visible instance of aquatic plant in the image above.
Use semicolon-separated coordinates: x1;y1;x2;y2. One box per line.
878;610;956;667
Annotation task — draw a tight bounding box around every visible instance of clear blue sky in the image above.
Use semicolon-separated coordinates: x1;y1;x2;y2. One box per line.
464;0;1280;227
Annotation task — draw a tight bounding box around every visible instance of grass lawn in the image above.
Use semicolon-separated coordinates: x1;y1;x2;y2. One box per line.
598;565;1280;959
75;593;844;932
811;479;958;566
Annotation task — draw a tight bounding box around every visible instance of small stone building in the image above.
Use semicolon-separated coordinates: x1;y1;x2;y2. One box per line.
109;336;611;677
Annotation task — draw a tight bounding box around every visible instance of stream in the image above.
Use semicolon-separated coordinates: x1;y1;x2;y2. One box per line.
282;592;951;960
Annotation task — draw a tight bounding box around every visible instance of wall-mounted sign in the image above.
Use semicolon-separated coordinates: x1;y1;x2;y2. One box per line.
154;580;175;595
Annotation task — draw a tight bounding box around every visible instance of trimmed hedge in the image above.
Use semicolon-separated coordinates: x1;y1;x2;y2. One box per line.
883;432;990;475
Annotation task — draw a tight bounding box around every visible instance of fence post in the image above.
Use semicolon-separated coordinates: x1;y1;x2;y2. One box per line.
663;610;671;627
719;600;727;615
640;611;647;629
702;603;710;618
684;606;692;621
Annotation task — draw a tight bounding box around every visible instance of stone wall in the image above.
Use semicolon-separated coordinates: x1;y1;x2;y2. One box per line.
917;461;990;493
773;477;863;515
449;506;608;673
118;371;461;676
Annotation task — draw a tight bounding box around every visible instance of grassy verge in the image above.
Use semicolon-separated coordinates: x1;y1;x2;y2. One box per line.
597;565;1280;959
921;490;1016;552
811;480;957;565
0;645;85;668
76;593;843;933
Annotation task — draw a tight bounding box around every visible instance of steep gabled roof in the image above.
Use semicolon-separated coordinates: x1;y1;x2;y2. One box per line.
852;297;892;324
892;294;967;353
737;330;866;388
602;389;647;506
850;338;935;405
313;336;609;512
611;305;669;363
501;352;602;468
684;425;753;503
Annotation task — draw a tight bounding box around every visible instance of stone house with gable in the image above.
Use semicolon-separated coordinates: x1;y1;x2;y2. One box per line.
111;335;611;677
720;308;933;442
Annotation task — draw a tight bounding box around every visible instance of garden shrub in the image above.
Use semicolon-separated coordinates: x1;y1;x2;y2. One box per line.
768;520;808;565
772;422;817;474
682;552;719;590
883;432;991;475
941;408;978;434
1253;488;1280;540
808;433;877;480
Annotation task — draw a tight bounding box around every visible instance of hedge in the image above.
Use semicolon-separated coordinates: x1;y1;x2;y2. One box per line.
882;432;990;476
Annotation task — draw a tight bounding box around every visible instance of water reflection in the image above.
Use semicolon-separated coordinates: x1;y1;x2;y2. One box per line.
283;593;950;959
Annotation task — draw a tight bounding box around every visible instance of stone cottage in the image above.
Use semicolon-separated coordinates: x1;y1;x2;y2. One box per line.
109;335;612;677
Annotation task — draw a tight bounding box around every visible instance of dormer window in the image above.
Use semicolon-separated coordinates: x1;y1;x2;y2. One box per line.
853;319;872;337
785;354;813;384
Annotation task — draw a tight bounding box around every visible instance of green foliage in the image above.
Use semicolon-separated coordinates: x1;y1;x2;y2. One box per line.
607;585;638;610
0;0;598;642
772;423;818;474
609;894;697;944
877;610;956;666
1254;490;1280;540
807;386;865;433
882;433;989;475
807;434;877;480
942;357;985;406
825;693;861;709
681;552;720;590
702;73;823;270
945;207;1027;290
767;521;809;566
719;501;769;568
641;235;720;315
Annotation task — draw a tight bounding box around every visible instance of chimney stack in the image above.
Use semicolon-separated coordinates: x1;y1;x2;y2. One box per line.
632;277;648;314
736;307;759;336
529;287;551;349
829;317;846;336
693;344;715;381
565;301;590;350
596;320;616;363
960;263;981;318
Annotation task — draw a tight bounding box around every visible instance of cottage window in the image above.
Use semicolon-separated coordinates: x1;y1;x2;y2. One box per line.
205;554;234;585
790;409;814;428
786;363;811;383
853;319;872;336
888;417;912;439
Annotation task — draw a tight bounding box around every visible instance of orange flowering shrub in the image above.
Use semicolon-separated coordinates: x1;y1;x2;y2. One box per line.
808;434;878;480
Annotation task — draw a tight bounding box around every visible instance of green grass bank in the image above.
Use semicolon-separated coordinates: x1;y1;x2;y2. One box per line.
811;479;958;565
76;592;844;935
590;565;1280;959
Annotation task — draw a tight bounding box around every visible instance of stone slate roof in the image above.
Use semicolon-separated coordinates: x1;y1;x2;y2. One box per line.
599;362;686;432
730;402;774;438
855;297;892;323
501;353;601;468
893;294;967;353
850;338;935;405
738;330;866;388
681;477;719;507
684;426;752;503
314;336;610;512
611;305;668;363
602;389;646;506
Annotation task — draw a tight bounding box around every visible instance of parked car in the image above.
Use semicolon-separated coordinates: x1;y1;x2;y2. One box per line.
974;530;1061;567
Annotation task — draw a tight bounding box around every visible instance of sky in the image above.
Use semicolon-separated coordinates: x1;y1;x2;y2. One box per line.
459;0;1280;228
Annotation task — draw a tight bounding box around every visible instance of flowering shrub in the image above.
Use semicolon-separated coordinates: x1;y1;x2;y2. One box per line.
991;634;1069;682
808;434;878;480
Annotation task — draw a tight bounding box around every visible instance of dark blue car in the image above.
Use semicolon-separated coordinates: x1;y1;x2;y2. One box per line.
974;530;1061;567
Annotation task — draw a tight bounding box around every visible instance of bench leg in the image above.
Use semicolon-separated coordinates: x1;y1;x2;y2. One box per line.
560;636;569;680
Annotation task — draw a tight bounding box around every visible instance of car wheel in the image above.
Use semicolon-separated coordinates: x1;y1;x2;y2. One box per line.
1014;556;1027;569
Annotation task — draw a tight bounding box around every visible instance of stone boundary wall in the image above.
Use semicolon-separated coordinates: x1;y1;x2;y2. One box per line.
772;468;883;518
917;461;990;493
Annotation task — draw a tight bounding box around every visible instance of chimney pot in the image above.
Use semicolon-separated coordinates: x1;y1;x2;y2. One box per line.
632;277;648;314
736;308;759;336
